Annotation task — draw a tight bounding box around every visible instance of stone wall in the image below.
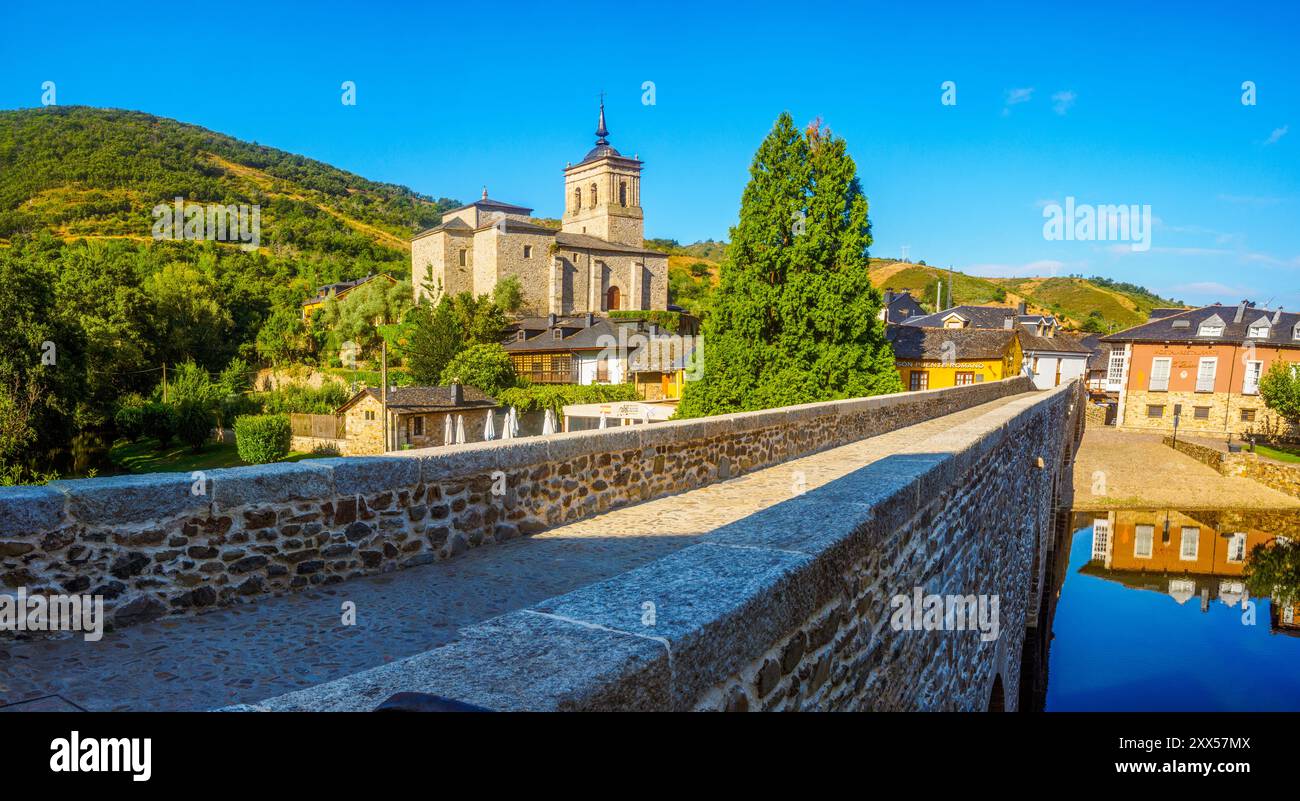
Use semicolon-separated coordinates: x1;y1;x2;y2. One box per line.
0;378;1034;636
1164;436;1300;499
234;380;1079;712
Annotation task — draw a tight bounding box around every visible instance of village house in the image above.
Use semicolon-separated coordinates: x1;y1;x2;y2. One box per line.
886;326;1023;391
300;273;398;322
899;302;1091;389
878;289;926;324
1102;301;1300;439
291;384;498;456
410;101;669;315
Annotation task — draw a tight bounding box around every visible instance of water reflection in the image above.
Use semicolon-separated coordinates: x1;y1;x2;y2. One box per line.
1046;509;1300;711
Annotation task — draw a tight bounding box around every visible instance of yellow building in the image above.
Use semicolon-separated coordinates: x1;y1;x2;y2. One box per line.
887;326;1023;390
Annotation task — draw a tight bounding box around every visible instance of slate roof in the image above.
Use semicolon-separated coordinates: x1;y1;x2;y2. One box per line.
503;317;627;353
337;385;497;413
882;290;926;323
553;231;665;256
900;305;1022;329
887;326;1018;361
1101;303;1300;347
302;273;396;306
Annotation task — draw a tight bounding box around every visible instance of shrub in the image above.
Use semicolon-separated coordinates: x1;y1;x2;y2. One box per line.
175;400;216;453
234;414;292;464
141;403;176;449
440;343;518;396
496;383;638;415
113;394;148;442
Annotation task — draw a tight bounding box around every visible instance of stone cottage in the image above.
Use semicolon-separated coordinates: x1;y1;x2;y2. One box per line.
335;384;499;454
411;101;669;315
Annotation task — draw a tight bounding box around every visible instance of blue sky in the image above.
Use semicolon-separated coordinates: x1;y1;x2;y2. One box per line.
2;0;1297;309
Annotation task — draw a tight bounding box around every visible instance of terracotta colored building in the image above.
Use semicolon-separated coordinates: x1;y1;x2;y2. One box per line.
1103;302;1300;438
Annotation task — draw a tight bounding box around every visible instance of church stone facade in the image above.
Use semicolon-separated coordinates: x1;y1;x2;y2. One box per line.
412;104;669;315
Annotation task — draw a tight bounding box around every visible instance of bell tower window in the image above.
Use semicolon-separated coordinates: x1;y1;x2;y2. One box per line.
590;183;598;208
619;181;627;207
573;187;581;214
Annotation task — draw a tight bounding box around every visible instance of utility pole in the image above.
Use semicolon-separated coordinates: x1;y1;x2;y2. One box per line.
162;362;168;403
380;341;389;453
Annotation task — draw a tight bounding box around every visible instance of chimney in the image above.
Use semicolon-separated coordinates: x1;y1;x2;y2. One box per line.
1273;307;1283;324
648;323;658;337
585;312;595;327
1017;301;1027;315
450;382;463;406
1003;317;1014;330
1234;300;1248;323
548;313;557;327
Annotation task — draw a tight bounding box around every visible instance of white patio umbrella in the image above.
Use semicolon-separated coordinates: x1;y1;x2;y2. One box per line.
443;414;454;446
598;412;608;429
483;410;496;441
641;407;651;425
500;408;514;440
455;414;466;444
542;408;556;435
510;406;520;438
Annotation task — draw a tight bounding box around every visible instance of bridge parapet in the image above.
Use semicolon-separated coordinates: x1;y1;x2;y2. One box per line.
0;377;1036;635
234;380;1081;712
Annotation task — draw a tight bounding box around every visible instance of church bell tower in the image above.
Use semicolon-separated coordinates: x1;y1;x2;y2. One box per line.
562;98;644;246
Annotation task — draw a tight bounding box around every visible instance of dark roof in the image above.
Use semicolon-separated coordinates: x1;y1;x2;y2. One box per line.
443;196;533;216
553;231;665;256
882;290;926;323
303;274;395;305
503;317;627;353
338;385;497;413
901;305;1021;329
887;326;1017;361
1101;303;1300;347
1147;308;1185;320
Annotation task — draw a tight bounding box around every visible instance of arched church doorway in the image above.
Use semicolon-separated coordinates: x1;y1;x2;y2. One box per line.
606;285;621;311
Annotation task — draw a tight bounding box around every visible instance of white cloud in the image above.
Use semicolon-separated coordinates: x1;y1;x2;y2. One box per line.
1002;87;1034;116
1264;125;1289;145
1051;90;1076;115
1166;281;1258;299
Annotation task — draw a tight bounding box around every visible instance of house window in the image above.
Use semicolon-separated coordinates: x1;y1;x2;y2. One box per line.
619;181;627;206
1294;323;1300;341
1227;532;1247;563
1107;352;1126;385
596;359;609;383
364;410;376;421
1134;524;1154;558
1091;519;1111;561
606;285;621;311
1243;360;1263;395
1180;526;1199;561
1240;408;1256;422
1149;357;1171;391
523;245;532;259
1146;404;1164;418
1248;323;1270;338
1195;357;1217;392
458;249;467;267
412;416;424;437
1198;322;1224;337
955;371;975;386
909;371;929;391
1193;406;1210;420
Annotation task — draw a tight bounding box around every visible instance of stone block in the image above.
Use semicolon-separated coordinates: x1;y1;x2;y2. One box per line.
50;473;209;527
0;484;65;538
319;456;420;497
531;542;819;709
208;462;333;511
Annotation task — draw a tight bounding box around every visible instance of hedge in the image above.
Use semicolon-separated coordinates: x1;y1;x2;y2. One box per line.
234;414;292;464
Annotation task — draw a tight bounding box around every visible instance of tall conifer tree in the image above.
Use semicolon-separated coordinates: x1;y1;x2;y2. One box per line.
677;113;900;417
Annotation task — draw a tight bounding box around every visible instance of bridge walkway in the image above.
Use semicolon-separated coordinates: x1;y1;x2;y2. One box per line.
0;391;1035;712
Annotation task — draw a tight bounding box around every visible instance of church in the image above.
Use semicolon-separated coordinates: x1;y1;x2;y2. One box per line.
411;102;669;315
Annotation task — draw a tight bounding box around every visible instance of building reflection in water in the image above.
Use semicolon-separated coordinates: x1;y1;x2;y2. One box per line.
1076;509;1299;637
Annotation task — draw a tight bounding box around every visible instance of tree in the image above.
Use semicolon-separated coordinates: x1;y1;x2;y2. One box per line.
144;261;234;369
1259;361;1300;426
256;307;314;366
440;344;518;396
406;298;464;384
1245;538;1300;607
677;113;901;417
316;277;412;361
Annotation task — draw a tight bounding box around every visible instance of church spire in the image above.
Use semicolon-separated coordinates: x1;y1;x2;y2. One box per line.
594;92;609;146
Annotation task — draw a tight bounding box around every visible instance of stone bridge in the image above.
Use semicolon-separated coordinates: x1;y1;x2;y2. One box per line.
0;377;1082;712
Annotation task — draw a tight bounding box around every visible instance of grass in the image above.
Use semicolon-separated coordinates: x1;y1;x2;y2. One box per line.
1254;443;1300;464
109;438;321;474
